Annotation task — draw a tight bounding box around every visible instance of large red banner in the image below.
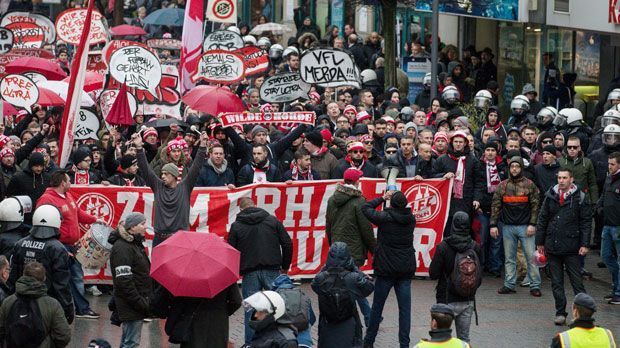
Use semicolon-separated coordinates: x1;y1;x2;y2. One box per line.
71;178;452;283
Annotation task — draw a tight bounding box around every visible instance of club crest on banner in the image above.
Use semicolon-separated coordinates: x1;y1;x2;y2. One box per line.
77;193;114;232
405;183;442;224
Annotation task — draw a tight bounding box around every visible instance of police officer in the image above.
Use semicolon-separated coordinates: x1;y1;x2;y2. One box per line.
550;293;616;347
0;196;31;259
413;304;470;348
8;204;74;324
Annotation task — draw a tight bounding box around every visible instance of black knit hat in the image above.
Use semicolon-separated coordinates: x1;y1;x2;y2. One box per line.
304;131;323;148
29;152;45;168
120;155;137;169
483;142;498;151
72;146;91;165
542;145;557;155
391;191;408;209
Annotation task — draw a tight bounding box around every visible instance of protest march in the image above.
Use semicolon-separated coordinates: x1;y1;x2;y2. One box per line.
0;0;618;347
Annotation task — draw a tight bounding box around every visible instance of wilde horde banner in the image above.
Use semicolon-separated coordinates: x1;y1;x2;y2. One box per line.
72;178;453;283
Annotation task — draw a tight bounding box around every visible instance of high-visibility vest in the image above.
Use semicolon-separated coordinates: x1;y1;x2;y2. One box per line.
559;326;616;348
413;337;470;348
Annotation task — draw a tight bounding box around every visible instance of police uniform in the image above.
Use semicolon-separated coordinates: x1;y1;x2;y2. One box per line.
414;304;471;348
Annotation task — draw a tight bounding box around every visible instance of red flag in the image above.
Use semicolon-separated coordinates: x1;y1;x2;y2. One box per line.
105;82;133;126
179;0;204;93
57;0;95;167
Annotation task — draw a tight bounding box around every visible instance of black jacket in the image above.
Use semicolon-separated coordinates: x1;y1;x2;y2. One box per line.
333;158;378;179
250;314;298;348
590;145;620;190
225;125;306;168
361;198;416;278
433;147;485;213
107;172;147;187
478;158;508;214
8;228;74;323
228;207;293;275
534;162;560;202
536;186;592;255
109;227;152;322
236;162;282;187
384;150;433;179
6;168;50;225
0;225;29;259
598;173;620;227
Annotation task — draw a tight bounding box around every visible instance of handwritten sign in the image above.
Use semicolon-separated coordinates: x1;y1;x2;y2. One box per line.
1;12;56;44
259;73;310;103
0;27;13;54
6;22;44;49
192;49;245;84
103;40;157;67
0;74;39;112
300;48;360;88
23;72;47;84
87;52;107;74
233;46;269;77
10;48;54;59
146;38;182;50
202;30;243;52
55;8;108;46
109;45;162;95
219;111;316;127
74;108;100;140
99;88;138;120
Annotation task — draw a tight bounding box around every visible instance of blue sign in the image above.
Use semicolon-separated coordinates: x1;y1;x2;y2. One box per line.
331;0;344;34
415;0;520;21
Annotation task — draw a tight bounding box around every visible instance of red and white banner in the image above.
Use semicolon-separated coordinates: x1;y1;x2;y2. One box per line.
219;111;316;128
70;178;452;284
179;0;204;93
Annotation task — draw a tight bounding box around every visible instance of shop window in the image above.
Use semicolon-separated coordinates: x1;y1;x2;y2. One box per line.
554;0;569;13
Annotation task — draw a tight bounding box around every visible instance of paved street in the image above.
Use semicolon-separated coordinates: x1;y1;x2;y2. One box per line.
73;257;620;348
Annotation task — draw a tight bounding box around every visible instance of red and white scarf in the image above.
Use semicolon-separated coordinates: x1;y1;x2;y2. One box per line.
483;156;502;193
312;147;328;157
74;170;90;185
345;154;366;171
449;153;467;199
289;160;313;180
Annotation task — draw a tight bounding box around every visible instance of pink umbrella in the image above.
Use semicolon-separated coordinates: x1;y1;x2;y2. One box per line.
36;87;66;107
5;57;67;81
110;24;147;37
2;101;18;117
181;85;245;115
62;71;104;92
150;232;240;298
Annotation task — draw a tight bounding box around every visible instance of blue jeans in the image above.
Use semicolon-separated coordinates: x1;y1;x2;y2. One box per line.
478;213;503;272
357;297;371;327
502;225;541;289
120;320;143;348
602;226;620;296
63;244;90;314
241;269;280;344
364;277;411;348
451;301;474;342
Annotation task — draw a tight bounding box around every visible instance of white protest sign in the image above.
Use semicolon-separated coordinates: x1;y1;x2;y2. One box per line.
1;11;56;44
99;89;138;120
24;72;47;84
202;30;243;51
300;48;361;88
5;22;45;49
192;49;245;84
55;8;108;46
109;45;162;95
74;108;100;140
0;27;13;54
206;0;237;24
0;74;39;112
259;73;310;103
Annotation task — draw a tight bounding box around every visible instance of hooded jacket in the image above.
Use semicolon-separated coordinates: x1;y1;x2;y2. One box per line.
109;225;152;322
7;161;50;225
271;275;316;347
228;207;293;275
36;188;97;245
597;171;620;226
8;226;74;324
534;161;560;202
361;197;416;278
559;153;599;203
326;184;376;265
429;212;482;303
490;157;540;227
0;276;71;348
536;185;592;255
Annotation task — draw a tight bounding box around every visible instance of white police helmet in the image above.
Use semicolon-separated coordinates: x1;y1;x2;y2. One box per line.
243;291;286;320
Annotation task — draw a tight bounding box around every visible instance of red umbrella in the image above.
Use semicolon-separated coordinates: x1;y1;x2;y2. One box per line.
105;82;134;126
182;85;245;115
37;87;66;107
150;232;240;298
2;101;18;117
5;57;67;81
110;24;148;37
62;71;104;92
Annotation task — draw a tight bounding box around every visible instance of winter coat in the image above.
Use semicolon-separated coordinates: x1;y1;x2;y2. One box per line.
107;172;147;187
228;207;293;275
36;188;97;245
0;276;71;348
559;154;599;203
326;184;376;266
384;149;433;178
311;242;374;348
196;161;235;187
310;150;339;180
0;164;21;189
475;60;497;92
478;158;508;214
6;167;50;225
0;225;29;259
333;158;378;179
8;228;74;323
249;314;298;348
597;173;620;227
348;42;369;71
361;198;416;278
236;162;282;187
163;284;242;347
225;125;307;168
433;147;485;215
536;185;592;255
281;168;320;181
534;162;560;202
109;226;152;322
68;168;105;184
589;144;620;190
490;174;540;227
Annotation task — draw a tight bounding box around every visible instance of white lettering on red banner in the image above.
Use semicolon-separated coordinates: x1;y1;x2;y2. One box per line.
219;111;315;128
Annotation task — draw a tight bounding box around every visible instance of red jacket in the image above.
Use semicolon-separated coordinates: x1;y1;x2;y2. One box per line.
37;188;96;245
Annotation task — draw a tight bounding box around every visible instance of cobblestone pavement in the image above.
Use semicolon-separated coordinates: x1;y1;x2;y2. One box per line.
73;256;620;348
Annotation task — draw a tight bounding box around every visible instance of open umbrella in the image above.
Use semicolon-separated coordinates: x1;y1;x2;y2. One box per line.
150;232;240;298
143;8;185;26
182;85;245;115
250;23;292;36
62;71;104;92
110;24;147;37
5;57;67;81
144;118;188;129
105;82;133;126
38;81;95;107
36;87;66;107
1;101;18;117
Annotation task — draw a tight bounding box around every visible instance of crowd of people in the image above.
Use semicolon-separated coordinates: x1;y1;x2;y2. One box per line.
0;1;618;347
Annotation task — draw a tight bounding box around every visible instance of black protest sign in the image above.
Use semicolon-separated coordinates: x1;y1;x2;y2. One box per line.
202;30;244;52
0;27;13;54
192;49;245;84
299;48;361;88
259;73;311;103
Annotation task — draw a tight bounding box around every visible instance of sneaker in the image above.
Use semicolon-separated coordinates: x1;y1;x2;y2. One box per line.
597;261;607;268
554;315;566;326
604;293;614;301
86;285;102;296
76;309;100;319
609;296;620;305
581;269;593;280
497;286;516;294
530;289;542;297
520;281;531;287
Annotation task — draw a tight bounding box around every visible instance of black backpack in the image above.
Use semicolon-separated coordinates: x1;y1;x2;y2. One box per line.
276;288;310;332
6;295;46;348
317;267;355;323
450;248;482;298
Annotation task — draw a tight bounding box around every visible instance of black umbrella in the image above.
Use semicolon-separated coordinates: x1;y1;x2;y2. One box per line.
144;118;189;129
